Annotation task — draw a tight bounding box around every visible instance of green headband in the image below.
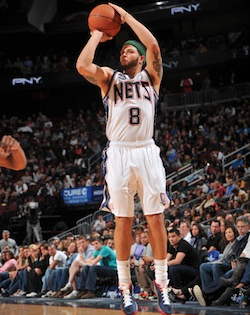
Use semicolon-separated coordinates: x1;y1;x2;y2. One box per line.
122;40;146;59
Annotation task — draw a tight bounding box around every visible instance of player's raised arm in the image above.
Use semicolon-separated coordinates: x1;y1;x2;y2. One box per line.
109;2;163;88
76;30;113;91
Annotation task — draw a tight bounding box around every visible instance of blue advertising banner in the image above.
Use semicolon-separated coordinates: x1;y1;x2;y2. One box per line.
92;186;104;202
60;186;103;205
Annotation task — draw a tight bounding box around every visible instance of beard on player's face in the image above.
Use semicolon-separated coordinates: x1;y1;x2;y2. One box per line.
121;57;140;71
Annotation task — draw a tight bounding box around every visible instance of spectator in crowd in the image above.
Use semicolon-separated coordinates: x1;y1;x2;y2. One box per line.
0;245;30;297
106;237;115;252
51;236;60;249
92;214;107;233
59;235;95;298
179;220;192;244
198;225;238;291
25;243;49;297
180;75;193;93
220;174;235;202
130;230;144;273
196;193;216;214
217;218;236;253
167;227;201;303
46;240;77;298
0;230;19;257
40;244;67;297
201;219;222;256
133;230;154;300
190;222;208;261
231;185;249;204
231;154;245;171
211;180;226;201
76;236;117;299
0;250;17;274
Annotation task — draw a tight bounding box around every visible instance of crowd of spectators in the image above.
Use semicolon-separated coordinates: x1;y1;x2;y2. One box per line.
0;95;249;236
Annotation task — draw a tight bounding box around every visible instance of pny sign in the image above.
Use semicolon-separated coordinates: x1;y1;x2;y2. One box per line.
171;3;200;15
163;61;179;69
12;77;42;86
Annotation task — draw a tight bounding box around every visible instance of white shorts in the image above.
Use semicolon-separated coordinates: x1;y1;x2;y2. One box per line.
101;139;169;217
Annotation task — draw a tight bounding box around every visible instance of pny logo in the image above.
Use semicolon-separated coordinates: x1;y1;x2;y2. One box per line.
12;77;42;86
171;3;200;15
163;61;179;69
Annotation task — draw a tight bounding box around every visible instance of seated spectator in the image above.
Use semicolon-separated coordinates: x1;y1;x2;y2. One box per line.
195;193;216;213
92;214;107;233
230;153;245;171
40;244;67;297
199;225;238;290
218;218;236;253
0;246;29;297
0;250;17;274
65;236;117;299
231;185;249;203
130;230;144;286
234;258;250;307
25;244;50;297
220;174;235;203
167;227;201;303
211;180;226;201
132;230;154;300
51;236;60;249
106;237;115;253
180;75;193;93
179;220;192;244
59;235;94;298
190;222;208;262
210;217;250;306
201;219;222;257
49;240;78;298
0;230;19;257
193;216;250;306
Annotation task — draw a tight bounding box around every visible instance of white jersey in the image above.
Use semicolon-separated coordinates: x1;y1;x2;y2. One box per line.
103;69;158;142
100;69;170;217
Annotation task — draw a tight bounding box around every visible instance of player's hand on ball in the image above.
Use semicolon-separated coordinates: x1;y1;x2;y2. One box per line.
108;2;127;23
91;29;113;42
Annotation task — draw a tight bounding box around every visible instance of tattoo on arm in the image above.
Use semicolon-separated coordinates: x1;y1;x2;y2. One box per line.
152;50;162;78
85;76;98;85
84;65;105;86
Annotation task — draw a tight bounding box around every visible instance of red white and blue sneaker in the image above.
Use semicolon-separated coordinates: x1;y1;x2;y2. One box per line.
119;283;138;315
154;281;172;315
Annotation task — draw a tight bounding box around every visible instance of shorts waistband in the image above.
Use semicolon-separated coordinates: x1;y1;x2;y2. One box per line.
109;139;154;148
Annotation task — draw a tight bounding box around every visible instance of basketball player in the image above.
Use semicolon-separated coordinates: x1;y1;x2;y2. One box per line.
0;135;27;170
76;3;171;315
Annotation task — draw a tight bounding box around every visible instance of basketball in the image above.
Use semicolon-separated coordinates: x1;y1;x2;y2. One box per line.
88;4;121;38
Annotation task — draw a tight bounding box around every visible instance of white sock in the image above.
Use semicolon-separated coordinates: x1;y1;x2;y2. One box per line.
154;258;168;287
117;259;131;285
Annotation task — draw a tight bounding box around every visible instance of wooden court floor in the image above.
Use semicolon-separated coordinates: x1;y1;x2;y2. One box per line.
0;304;125;315
0;303;205;315
0;296;249;315
0;302;159;315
